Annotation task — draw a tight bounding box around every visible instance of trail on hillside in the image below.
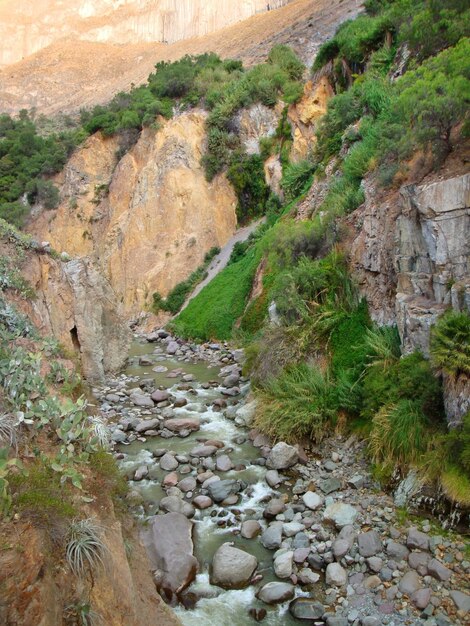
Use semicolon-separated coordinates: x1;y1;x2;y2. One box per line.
180;218;265;313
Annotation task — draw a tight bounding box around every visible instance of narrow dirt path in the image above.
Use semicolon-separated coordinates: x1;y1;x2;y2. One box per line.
180;217;265;312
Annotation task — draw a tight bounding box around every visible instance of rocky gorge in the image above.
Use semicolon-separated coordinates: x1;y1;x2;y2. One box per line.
89;331;470;626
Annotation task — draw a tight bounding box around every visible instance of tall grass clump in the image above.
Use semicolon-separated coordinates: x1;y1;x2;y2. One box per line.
369;399;431;467
430;310;470;377
66;518;107;578
254;363;338;442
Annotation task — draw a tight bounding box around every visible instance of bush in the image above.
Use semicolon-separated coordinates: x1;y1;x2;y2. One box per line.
227;152;270;222
430;310;470;378
66;518;107;577
362;352;444;421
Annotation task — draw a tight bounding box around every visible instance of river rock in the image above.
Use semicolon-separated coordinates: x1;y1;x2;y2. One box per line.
408;551;429;575
167;341;179;355
302;491;323;511
298;568;320;585
190;444;218;457
163;472;179;488
427;558;452;581
257;582;295;605
412;588;431;609
165;418;200;433
192;495;213;509
265;470;282;487
160;453;179;471
263;498;286;519
289;598;324;620
211;543;258;589
223;373;240;388
141;512;198;599
261;523;283;550
450;590;470;612
399;571;422;595
333;539;350;560
160;495;195;518
130;391;154;407
241;520;262;539
207;479;242;503
358;530;382;557
135;418;160;433
323;502;358;528
216;454;233;472
274;551;293;578
283;522;304;537
267;442;299;469
151;389;170;403
235;400;258;426
133;465;148;481
178;476;197;493
111;430;127;443
386;540;410;561
318;477;342;494
325;562;347;587
406;528;430;551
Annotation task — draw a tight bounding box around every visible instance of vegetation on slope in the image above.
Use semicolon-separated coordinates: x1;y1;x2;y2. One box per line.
172;0;470;503
0;223;127;619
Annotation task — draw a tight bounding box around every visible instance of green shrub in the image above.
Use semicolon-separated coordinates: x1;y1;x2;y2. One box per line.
362;352;444;421
227;152;270;223
330;300;371;379
9;461;77;523
430;310;470;377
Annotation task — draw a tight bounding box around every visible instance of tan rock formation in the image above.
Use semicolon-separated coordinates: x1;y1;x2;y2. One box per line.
29;111;238;314
288;77;334;162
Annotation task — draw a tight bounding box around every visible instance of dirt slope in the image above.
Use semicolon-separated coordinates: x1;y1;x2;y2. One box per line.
0;0;360;116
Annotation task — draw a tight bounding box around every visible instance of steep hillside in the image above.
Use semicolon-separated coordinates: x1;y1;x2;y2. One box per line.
0;0;359;116
0;0;292;66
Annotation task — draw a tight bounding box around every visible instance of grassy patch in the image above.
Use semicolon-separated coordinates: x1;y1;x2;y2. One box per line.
171;243;263;341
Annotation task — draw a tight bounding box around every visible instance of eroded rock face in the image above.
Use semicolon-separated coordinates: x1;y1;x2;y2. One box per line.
30;111;238;314
141;512;198;600
20;252;130;382
288;77;333;162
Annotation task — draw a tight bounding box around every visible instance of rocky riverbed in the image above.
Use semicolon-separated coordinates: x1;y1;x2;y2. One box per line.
91;332;470;626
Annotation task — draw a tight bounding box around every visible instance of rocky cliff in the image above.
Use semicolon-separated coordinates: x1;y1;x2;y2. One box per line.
348;171;470;425
29;111;238;315
8;245;131;382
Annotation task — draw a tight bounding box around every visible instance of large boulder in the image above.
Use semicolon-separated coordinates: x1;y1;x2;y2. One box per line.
211;543;257;589
267;442;299;469
141;512;198;600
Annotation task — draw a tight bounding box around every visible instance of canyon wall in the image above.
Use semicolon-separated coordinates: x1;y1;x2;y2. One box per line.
0;0;291;67
29;111;238;315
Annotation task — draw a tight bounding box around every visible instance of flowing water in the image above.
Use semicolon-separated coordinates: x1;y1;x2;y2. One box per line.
114;339;313;625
